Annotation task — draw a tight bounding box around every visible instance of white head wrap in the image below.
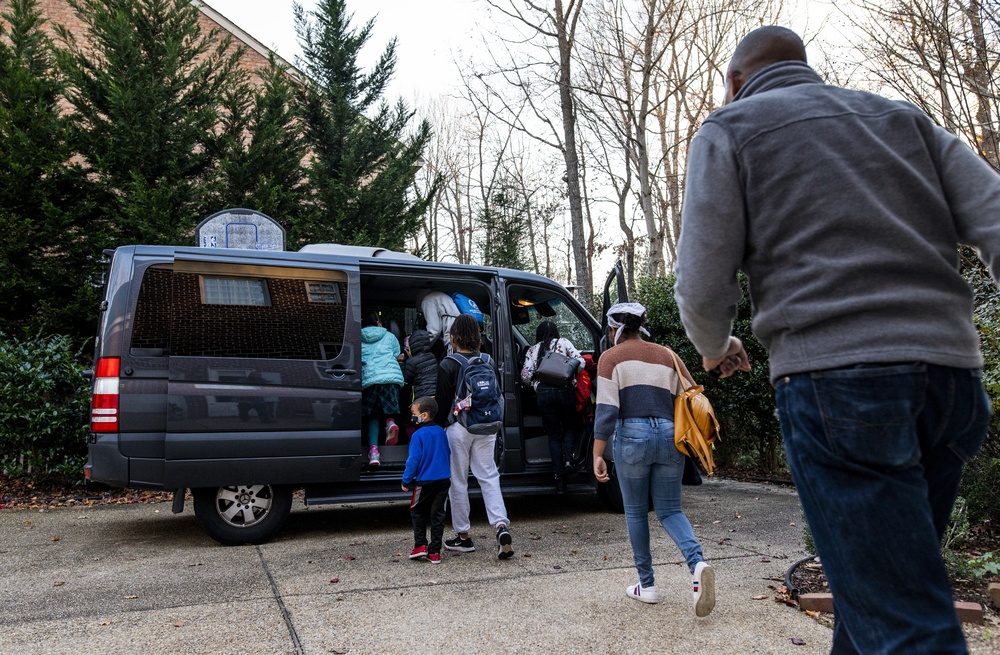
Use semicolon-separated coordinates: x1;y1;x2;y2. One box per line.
607;302;651;345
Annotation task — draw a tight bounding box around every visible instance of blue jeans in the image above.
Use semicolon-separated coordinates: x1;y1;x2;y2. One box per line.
614;417;704;588
536;383;578;475
776;363;990;655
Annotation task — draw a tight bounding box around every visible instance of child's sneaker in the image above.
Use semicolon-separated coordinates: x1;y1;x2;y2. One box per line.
385;418;399;446
428;553;441;564
496;524;514;560
444;534;475;552
408;545;427;560
626;582;659;604
368;446;380;467
693;561;715;617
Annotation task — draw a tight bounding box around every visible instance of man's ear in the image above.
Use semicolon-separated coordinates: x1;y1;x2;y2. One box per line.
724;70;745;105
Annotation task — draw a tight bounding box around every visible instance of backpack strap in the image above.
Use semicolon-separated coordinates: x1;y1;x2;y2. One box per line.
447;352;470;397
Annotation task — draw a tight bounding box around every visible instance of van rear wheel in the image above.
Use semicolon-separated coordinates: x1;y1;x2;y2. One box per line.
193;484;293;546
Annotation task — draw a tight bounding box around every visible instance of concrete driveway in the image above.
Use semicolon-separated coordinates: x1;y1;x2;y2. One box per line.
0;479;989;654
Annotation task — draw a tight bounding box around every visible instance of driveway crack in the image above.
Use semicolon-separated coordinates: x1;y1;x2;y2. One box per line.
257;545;304;655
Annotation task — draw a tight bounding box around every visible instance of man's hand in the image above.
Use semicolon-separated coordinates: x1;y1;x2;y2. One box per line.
703;336;751;378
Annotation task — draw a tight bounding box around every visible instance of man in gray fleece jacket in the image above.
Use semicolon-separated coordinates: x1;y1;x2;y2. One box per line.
675;26;1000;655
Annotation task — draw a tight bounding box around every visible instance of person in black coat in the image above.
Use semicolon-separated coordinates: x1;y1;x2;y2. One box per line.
401;329;439;402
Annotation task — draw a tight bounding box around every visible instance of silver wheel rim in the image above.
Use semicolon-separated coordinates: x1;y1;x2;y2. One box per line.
213;485;273;528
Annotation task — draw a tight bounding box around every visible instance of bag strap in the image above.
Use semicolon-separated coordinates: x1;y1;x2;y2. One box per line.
667;349;694;392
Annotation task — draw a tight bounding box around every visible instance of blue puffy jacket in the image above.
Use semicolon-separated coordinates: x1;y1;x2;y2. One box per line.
361;326;404;389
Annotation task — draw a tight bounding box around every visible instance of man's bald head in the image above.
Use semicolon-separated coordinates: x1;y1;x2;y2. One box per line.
724;26;807;104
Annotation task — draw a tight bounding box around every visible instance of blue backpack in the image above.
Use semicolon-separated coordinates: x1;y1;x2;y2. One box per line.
448;352;503;435
451;292;484;325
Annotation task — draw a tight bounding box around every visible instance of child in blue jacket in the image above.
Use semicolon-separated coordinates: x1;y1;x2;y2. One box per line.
401;396;452;564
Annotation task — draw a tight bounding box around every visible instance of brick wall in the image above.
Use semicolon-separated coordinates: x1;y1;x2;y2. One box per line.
3;0;291;83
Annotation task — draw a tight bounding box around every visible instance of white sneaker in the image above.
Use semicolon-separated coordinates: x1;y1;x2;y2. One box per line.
626;582;658;604
693;561;715;617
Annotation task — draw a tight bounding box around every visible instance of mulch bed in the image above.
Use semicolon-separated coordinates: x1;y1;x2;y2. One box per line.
0;473;175;510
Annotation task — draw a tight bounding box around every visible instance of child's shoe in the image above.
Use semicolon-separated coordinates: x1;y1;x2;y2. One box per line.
385;418;399;446
428;553;441;564
368;446;380;467
693;561;715;617
408;545;427;560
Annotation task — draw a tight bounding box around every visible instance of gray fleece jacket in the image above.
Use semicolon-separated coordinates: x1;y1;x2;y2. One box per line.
675;61;1000;382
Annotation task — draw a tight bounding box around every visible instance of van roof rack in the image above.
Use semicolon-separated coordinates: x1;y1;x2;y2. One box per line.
299;244;422;261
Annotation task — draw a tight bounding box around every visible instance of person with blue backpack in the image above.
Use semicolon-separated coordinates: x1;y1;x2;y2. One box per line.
436;314;514;560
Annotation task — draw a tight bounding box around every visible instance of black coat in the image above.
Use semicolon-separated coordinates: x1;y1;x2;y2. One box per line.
403;329;438;400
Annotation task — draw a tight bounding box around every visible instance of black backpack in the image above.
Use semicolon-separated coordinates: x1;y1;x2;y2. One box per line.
448;352;504;435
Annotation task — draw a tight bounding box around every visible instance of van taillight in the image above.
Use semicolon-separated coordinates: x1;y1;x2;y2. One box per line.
91;357;120;433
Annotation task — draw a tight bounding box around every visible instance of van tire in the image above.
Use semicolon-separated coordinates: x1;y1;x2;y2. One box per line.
193;484;293;546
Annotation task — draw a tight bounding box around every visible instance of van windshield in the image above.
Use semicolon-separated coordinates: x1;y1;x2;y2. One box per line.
508;287;595;354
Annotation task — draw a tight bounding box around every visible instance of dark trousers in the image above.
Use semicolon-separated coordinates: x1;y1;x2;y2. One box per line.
410;478;451;554
536;383;578;477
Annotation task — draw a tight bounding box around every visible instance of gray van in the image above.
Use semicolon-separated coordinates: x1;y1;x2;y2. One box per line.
86;243;629;544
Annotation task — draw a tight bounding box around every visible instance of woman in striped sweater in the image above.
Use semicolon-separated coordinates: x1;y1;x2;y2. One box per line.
592;302;715;617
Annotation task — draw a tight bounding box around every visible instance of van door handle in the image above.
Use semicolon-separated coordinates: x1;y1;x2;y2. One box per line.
325;368;357;376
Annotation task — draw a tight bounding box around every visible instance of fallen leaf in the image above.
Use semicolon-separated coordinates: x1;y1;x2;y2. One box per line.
330;578;340;584
395;552;402;557
529;535;542;541
98;621;111;626
791;638;806;646
692;524;701;528
50;536;60;542
805;610;821;618
344;555;355;561
173;621;184;628
124;595;139;599
523;552;532;558
53;581;65;587
569;550;578;555
790;522;796;527
751;594;768;600
712;520;721;524
553;565;562;570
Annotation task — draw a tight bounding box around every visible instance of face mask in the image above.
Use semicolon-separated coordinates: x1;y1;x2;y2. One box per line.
410;414;422;426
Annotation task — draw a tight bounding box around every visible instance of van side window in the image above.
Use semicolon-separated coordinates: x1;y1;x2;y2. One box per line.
130;266;348;360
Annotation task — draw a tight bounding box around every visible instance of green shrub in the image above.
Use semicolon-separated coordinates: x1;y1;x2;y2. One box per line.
0;333;89;479
636;273;784;473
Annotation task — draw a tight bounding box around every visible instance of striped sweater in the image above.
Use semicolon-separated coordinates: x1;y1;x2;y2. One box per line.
594;339;694;442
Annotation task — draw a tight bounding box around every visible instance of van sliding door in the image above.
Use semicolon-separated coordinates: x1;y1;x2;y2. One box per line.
164;256;362;488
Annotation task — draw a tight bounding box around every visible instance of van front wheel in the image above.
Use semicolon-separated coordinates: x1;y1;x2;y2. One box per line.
193;484;293;546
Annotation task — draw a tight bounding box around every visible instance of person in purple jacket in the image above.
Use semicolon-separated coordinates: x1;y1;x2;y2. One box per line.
401;396;452;564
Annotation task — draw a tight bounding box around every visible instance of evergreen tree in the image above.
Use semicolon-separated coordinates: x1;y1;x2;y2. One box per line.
480;180;529;270
292;0;436;251
0;0;101;340
209;56;308;225
56;0;241;246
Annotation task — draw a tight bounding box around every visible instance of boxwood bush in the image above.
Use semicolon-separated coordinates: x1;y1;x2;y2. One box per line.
0;333;89;479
